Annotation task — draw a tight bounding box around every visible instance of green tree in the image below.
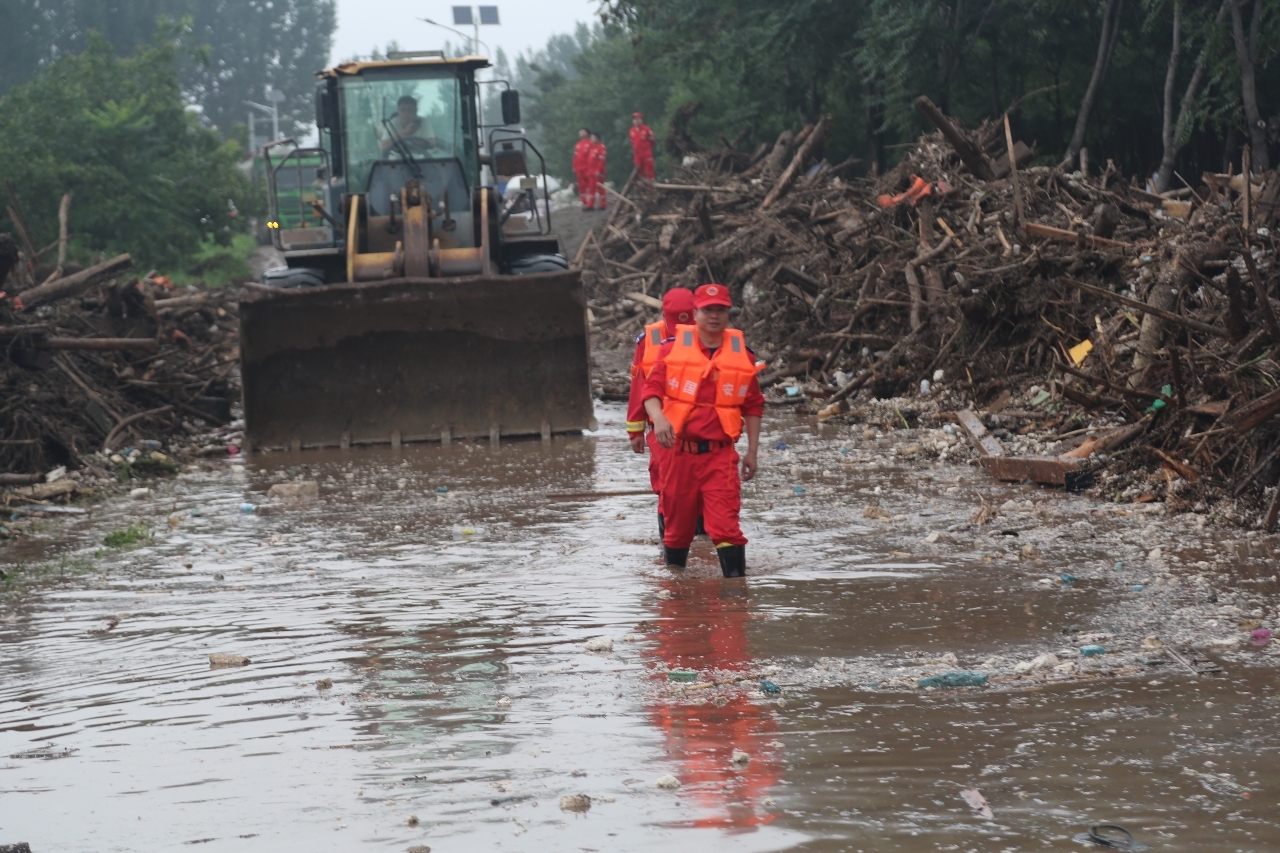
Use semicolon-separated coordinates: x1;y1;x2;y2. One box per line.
0;30;254;270
0;0;336;139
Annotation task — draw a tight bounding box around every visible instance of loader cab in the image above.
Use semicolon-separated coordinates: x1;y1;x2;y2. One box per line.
332;62;480;218
264;53;562;283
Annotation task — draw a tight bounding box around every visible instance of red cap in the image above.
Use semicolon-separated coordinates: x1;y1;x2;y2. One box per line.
693;283;732;309
632;111;643;119
661;287;696;334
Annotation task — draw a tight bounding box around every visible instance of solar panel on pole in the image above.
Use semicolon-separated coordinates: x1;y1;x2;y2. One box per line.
452;6;473;25
478;6;499;24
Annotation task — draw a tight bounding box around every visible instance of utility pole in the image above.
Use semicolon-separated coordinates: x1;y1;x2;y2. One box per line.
265;86;285;141
245;87;285;145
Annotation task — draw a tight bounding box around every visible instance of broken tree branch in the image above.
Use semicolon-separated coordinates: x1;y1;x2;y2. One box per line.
760;116;833;211
19;253;134;311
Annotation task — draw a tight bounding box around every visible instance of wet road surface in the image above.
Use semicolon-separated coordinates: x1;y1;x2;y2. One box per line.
2;404;1277;851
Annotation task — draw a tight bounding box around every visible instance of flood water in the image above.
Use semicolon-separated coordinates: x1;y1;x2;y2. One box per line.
2;404;1277;851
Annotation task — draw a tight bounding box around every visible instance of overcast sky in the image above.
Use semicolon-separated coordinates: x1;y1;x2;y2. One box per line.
331;0;600;64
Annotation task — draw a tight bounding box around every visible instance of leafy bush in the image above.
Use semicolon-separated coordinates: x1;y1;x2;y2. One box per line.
104;522;151;548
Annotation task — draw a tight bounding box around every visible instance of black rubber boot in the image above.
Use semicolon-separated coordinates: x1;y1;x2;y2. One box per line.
663;545;689;568
657;512;665;540
717;545;746;578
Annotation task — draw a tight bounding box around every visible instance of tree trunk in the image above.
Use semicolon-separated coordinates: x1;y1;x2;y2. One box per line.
863;74;885;177
1229;0;1269;170
1157;0;1229;192
1066;0;1125;165
1157;1;1183;191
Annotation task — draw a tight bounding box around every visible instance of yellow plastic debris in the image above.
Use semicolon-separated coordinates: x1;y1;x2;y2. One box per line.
1068;338;1094;365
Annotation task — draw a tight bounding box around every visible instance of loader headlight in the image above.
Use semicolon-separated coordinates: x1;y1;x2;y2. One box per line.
267;220;280;229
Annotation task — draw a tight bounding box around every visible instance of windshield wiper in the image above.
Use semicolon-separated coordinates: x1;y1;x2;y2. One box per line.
382;116;423;179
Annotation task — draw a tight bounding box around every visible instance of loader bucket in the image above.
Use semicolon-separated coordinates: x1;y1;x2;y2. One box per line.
238;271;595;450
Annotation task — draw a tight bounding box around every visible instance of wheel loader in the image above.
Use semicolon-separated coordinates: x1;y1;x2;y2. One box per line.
239;51;594;451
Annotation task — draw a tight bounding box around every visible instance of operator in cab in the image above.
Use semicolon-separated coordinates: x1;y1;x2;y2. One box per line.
643;284;763;578
379;95;437;154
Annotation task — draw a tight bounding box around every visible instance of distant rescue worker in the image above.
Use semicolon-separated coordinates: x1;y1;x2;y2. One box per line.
627;287;698;537
573;127;594;208
643;284;763;577
629;112;656;182
588;131;608;210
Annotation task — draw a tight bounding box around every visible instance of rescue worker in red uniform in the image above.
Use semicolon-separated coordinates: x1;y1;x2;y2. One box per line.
643;284;763;577
629;111;656;182
573;128;594;208
627;288;697;538
588;131;608;210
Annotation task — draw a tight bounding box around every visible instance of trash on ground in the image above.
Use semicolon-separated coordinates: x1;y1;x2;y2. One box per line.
559;794;591;812
267;481;319;501
583;636;614;653
208;653;250;668
960;787;994;818
918;671;988;689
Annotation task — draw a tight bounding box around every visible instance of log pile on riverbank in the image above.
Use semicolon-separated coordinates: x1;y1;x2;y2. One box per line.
1;247;239;489
579;102;1280;527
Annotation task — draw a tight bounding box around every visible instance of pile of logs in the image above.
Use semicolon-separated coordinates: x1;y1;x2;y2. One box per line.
1;201;240;477
577;100;1280;527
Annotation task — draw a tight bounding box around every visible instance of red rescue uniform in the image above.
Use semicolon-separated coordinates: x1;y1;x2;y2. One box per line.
588;140;608;209
628;320;670;502
628;289;697;530
643;326;764;550
573;137;594;207
629;121;656;181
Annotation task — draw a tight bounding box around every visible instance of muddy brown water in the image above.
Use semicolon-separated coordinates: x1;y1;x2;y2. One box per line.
1;404;1277;851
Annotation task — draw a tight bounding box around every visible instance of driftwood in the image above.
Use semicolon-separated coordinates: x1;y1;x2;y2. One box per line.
19;253;133;311
914;96;996;181
1059;277;1230;339
35;337;158;352
759;116;832;211
576;120;1280;519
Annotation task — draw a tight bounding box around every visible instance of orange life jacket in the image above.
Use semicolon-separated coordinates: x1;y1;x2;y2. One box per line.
661;325;758;440
631;320;665;379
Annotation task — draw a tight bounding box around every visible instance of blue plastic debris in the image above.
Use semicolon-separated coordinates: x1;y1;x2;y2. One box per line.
1114;561;1125;569
917;672;988;689
792;486;805;495
774;440;788;450
436;485;449;493
1059;573;1078;585
1131;584;1144;591
759;679;782;695
190;509;203;517
239;503;256;514
784;386;801;398
1080;645;1106;657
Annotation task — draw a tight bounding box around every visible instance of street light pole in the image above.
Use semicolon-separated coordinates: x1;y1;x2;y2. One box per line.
419;17;489;57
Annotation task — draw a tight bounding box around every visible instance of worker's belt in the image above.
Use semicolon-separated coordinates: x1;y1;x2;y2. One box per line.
678;440;730;454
